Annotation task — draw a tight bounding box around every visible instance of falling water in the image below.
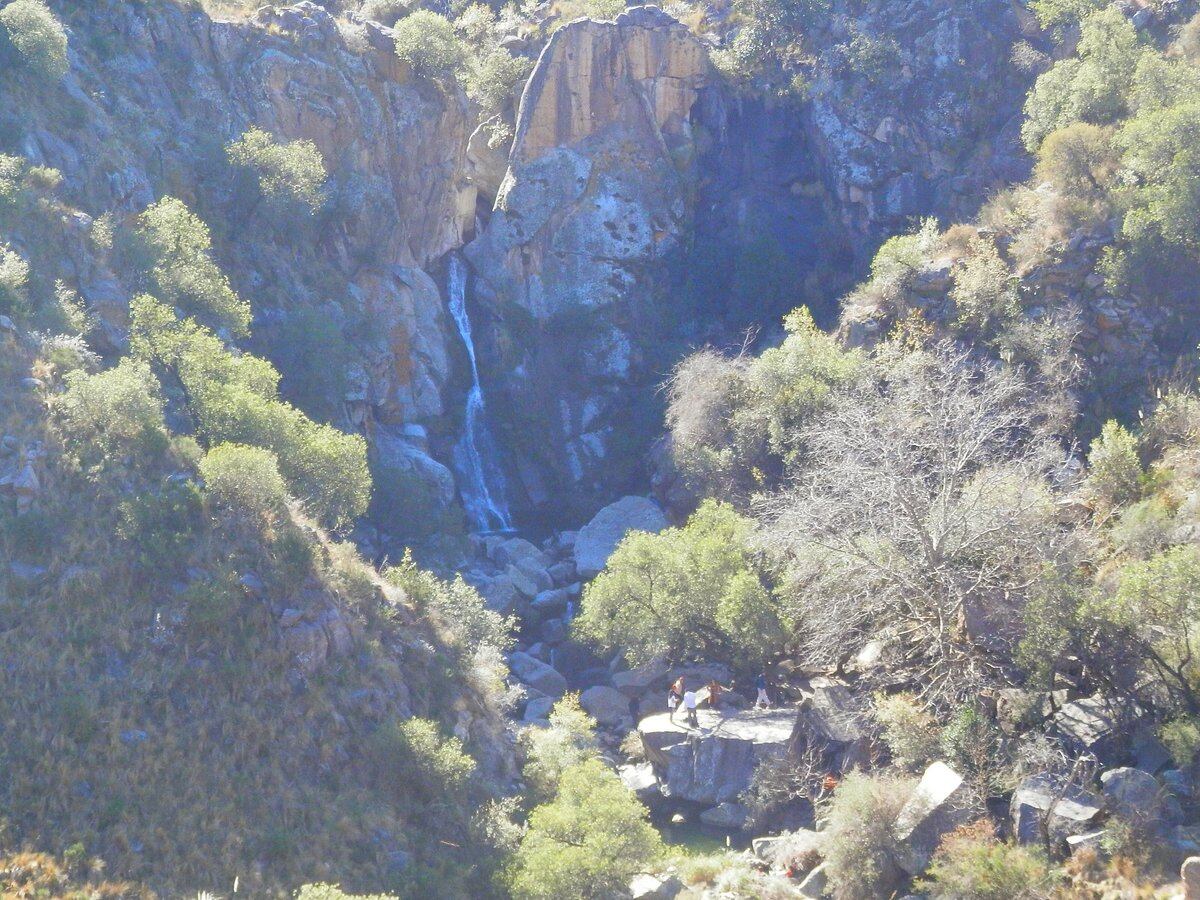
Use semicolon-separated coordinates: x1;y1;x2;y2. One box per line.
447;255;515;533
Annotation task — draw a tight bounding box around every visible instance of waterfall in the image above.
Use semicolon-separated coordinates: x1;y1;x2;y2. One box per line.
447;255;515;534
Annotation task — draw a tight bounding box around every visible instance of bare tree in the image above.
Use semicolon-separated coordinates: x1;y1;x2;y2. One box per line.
757;344;1080;704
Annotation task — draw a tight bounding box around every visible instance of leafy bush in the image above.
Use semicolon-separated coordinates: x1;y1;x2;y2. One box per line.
576;499;782;666
57;359;167;466
1086;420;1141;512
463;48;533;118
128;197;250;337
950;237;1020;338
521;694;600;804
875;693;940;771
552;0;627;25
116;479;204;579
0;241;28;317
0;0;67;81
359;0;409;26
1021;8;1143;151
130;295;370;527
181;570;244;641
387;552;513;661
226;127;327;224
940;706;1010;798
507;757;662;900
665;306;862;500
1029;0;1105;28
822;772;914;900
394;11;465;79
1159;715;1200;768
921;820;1058;899
369;717;475;805
200;443;289;519
296;886;397;900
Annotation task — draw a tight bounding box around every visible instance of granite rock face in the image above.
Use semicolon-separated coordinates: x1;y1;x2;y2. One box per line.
466;8;712;516
639;707;796;804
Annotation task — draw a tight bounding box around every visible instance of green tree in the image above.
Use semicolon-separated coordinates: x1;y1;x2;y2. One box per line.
1085;545;1200;711
920;821;1058;900
1033;122;1115;204
520;694;600;804
56;358;166;467
0;0;67;81
665;306;861;500
1022;8;1144;151
507;758;662;900
394;11;465;79
575;499;782;666
128;197;250;337
200;443;289;519
1115;100;1200;252
1085;419;1141;512
131;294;370;527
226;127;327;224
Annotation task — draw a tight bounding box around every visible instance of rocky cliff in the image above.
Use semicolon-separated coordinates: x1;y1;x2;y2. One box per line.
17;0;1039;535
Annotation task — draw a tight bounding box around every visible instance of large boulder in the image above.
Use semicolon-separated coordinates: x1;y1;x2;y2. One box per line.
791;678;869;773
1101;767;1165;825
580;685;632;726
613;659;670;697
892;762;973;875
575;496;668;578
1051;695;1140;765
509;651;568;698
639;707;796;805
1010;774;1104;846
619;762;662;805
699;801;749;830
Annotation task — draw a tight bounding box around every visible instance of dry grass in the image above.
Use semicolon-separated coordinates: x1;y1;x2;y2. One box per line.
0;336;508;896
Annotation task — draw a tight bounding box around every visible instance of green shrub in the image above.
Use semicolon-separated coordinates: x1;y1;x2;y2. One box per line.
128;197;250;337
200;443;289;519
359;0;409;26
57;358;167;467
116;479;204;579
520;694;600;804
1086;420;1142;513
226;127;327;226
921;820;1059;899
1159;715;1200;768
1109;495;1174;558
0;0;68;81
875;692;940;771
1029;0;1105;28
181;570;244;641
950;237;1020;337
820;772;914;900
0;242;29;318
394;11;465;79
369;717;475;805
576;499;782;666
507;757;662;900
296;885;397;900
940;706;1009;798
463;48;532;118
1021;8;1144;151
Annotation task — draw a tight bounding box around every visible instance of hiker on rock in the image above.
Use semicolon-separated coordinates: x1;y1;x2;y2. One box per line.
755;672;771;709
667;677;682;721
682;688;699;727
705;678;729;710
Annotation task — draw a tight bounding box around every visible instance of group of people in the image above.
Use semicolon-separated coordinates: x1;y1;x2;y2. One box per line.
666;672;772;727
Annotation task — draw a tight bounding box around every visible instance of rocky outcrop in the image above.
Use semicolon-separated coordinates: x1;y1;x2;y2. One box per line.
467;8;711;518
806;0;1033;245
575;494;669;577
11;1;476;540
639;707;796;804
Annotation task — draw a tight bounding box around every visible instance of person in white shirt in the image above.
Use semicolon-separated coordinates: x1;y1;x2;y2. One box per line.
682;689;698;727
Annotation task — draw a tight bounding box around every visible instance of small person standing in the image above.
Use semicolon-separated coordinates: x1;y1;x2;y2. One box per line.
755;672;771;709
667;676;684;722
683;689;699;727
